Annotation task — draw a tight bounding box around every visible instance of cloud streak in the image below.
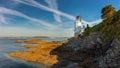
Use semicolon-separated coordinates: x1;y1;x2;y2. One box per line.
45;0;62;23
14;0;102;26
82;19;102;27
14;0;76;20
0;7;57;29
0;14;8;24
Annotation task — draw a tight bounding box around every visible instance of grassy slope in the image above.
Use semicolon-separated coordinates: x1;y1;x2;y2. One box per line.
83;10;120;43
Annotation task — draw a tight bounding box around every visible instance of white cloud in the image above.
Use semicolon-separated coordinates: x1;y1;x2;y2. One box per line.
14;0;102;26
0;14;8;24
0;7;73;37
0;1;103;37
14;0;76;20
45;0;62;23
0;7;57;29
82;19;102;27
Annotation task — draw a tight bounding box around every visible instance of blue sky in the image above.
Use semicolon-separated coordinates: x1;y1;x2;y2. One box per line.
0;0;120;37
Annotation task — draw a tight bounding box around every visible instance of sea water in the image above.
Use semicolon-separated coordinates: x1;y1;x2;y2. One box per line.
0;37;67;68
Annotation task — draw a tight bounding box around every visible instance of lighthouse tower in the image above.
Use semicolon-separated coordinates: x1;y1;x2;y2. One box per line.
74;16;83;37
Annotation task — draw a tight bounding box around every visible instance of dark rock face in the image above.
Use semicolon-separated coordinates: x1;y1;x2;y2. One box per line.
98;39;120;68
50;32;120;68
82;32;103;49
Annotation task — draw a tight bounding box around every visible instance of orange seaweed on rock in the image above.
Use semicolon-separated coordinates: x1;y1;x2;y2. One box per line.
9;39;67;66
16;40;23;43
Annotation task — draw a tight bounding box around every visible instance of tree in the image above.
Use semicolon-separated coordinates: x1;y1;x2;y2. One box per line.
85;24;90;31
87;24;90;29
101;5;116;20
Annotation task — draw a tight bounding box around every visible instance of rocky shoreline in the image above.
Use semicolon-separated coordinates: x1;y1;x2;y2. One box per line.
9;31;120;68
50;32;120;68
10;32;120;68
9;39;67;66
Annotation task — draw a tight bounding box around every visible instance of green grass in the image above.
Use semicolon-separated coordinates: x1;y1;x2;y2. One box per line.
83;10;120;43
83;22;104;36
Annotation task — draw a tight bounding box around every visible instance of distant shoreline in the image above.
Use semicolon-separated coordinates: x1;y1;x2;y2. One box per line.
0;36;69;39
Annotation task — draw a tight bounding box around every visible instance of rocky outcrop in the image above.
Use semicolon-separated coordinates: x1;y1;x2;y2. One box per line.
97;39;120;68
50;32;120;68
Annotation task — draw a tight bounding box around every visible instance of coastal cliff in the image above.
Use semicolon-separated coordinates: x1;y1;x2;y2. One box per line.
50;9;120;68
51;33;120;68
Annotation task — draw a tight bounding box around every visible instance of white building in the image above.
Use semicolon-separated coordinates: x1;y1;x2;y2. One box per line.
74;16;85;37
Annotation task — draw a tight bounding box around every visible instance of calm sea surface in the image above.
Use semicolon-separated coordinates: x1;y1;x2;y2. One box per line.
0;37;67;68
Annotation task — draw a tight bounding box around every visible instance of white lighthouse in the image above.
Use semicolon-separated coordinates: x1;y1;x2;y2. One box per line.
74;16;84;37
75;16;82;28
